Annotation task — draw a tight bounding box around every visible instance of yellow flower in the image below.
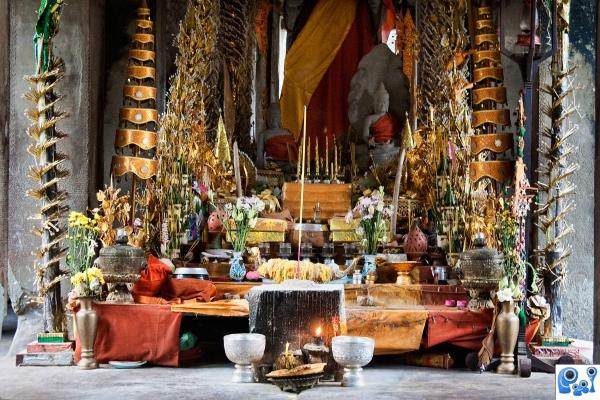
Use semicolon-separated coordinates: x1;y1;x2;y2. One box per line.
86;267;105;285
70;272;86;286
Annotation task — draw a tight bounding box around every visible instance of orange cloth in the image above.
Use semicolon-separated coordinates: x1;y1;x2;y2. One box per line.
424;307;539;351
265;135;298;161
280;0;358;139
75;303;182;367
132;255;172;297
134;278;217;305
370;113;398;143
161;278;217;302
171;299;250;317
424;307;494;350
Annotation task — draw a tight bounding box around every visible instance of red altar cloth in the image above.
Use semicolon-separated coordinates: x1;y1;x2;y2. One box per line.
424;307;494;350
424;306;541;351
75;303;182;367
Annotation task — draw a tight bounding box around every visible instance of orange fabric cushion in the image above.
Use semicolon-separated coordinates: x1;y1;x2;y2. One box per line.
132;255;172;297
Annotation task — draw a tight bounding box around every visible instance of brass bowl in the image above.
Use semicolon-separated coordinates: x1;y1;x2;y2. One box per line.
387;261;421;285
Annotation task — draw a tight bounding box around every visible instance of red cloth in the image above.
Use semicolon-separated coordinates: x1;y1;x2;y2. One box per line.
265;135;298;161
132;255;172;297
306;0;373;149
160;278;217;303
424;307;494;350
424;307;541;351
75;303;182;367
370;113;398;143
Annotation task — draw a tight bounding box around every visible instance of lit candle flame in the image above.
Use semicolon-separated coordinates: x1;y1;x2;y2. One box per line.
315;326;322;337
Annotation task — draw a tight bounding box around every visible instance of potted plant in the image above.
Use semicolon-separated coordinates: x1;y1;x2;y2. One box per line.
346;187;393;277
222;196;265;281
66;211;103;369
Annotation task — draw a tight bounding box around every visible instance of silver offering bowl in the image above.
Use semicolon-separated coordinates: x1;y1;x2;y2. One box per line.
223;333;266;383
332;336;375;387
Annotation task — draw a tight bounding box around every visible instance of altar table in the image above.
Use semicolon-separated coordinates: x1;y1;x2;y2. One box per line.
76;280;542;366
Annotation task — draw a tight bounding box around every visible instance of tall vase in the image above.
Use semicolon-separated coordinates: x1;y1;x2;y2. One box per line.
76;296;98;370
362;254;376;278
229;251;246;282
496;301;519;374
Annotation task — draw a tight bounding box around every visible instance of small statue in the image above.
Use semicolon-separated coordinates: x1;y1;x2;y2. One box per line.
257;103;297;168
362;83;399;167
362;83;398;145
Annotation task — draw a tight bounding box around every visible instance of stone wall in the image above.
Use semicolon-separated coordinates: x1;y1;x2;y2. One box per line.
496;0;595;340
559;0;596;341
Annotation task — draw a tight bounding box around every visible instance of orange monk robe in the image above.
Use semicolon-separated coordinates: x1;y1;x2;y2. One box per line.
370;113;399;143
280;0;358;140
265;135;298;161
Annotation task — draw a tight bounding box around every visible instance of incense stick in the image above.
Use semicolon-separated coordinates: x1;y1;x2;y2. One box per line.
297;106;308;278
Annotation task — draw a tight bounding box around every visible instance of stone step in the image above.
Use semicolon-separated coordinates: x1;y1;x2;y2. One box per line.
26;341;74;353
16;351;75;367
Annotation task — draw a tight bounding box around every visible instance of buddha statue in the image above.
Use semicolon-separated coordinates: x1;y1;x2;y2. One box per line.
362;83;399;166
362;83;398;144
256;103;297;168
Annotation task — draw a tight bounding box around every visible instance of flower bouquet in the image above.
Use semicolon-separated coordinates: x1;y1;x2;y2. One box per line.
66;211;103;370
221;196;265;281
346;187;393;276
66;212;102;297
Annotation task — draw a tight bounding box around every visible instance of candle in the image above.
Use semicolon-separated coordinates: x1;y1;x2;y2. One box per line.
296;139;302;180
334;138;338;181
325;137;329;177
314;326;324;345
350;142;356;177
315;139;319;178
307;136;311;179
331;162;335;182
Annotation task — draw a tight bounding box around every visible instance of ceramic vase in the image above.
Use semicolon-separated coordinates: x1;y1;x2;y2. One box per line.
76;296;98;369
229;251;246;281
404;223;428;259
496;301;518;374
362;254;376;278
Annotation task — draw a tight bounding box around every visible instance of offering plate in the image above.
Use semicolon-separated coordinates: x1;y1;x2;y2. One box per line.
388;261;421;285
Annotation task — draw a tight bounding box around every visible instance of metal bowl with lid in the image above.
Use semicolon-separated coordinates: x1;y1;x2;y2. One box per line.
457;233;504;309
173;267;210;280
93;230;147;303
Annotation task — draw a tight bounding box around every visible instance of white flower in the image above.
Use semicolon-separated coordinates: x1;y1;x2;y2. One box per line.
345;209;353;224
90;279;100;292
356;226;364;236
87;244;96;258
368;205;375;216
249;216;258;228
376;202;384;212
497;288;513;303
255;198;265;212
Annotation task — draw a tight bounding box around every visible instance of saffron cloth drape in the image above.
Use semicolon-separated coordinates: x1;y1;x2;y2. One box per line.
280;0;358;140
